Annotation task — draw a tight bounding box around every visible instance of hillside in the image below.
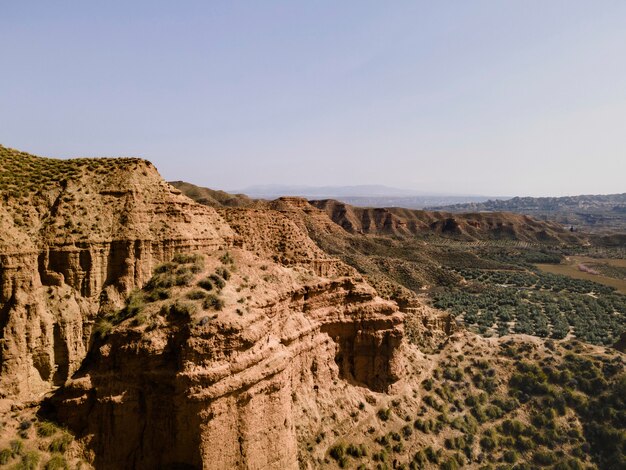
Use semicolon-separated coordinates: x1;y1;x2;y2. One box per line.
429;194;626;233
169;180;258;208
310;199;583;244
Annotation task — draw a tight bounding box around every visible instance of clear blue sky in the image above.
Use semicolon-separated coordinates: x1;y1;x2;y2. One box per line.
2;1;625;196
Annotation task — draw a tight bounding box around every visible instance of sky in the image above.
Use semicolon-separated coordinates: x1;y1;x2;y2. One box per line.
1;1;626;197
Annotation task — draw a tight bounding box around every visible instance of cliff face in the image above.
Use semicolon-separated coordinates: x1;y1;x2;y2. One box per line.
48;262;403;469
0;146;232;399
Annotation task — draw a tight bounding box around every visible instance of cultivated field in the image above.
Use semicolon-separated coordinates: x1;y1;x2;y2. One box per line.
536;256;626;295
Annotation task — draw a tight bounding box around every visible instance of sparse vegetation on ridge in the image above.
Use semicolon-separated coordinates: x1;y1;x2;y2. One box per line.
0;144;146;198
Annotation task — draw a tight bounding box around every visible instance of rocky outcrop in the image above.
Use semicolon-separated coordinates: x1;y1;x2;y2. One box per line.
0;146;233;399
46;268;403;470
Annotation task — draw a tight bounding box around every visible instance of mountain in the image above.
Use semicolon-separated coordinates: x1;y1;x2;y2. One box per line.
232;184;427;198
232;183;501;207
169;180;257;208
430;193;626;233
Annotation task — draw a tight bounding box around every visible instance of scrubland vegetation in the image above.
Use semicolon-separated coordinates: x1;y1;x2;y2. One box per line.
0;145;144;198
0;417;78;469
323;338;624;470
94;251;235;336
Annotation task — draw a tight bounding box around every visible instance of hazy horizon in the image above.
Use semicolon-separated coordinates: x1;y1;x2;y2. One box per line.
2;1;625;197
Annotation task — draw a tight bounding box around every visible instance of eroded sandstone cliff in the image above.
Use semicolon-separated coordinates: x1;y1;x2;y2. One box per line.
0;145;232;398
47;251;404;469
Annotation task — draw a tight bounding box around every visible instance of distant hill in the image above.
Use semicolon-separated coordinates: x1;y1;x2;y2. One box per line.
169;180;258;208
173;181;581;245
233;183;500;208
429;193;626;233
309;199;583;244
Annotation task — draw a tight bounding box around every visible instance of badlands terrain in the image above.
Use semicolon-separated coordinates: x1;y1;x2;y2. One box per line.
0;146;624;470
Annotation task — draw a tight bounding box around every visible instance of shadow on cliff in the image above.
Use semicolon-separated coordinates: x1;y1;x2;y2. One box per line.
321;320;402;393
39;321;204;470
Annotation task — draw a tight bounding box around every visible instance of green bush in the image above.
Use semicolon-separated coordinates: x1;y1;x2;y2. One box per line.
49;433;72;453
145;288;170;302
533;450;556;465
167;300;197;319
479;434;497;451
172;253;204;266
186;289;207;300
203;294;224;311
44;454;69;470
209;274;226;290
10;440;23;455
329;443;345;461
93;318;113;339
216;266;231;280
36;421;57;437
198;278;214;291
503;450;518;463
439;457;459;470
18;451;40;470
377;408;391;421
220;251;234;264
0;448;12;465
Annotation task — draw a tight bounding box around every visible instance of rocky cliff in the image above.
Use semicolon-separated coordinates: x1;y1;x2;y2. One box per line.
0;145;232;398
47;252;404;469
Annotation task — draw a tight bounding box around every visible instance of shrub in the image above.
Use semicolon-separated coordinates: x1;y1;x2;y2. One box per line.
346;443;366;458
116;290;146;321
37;421;57;437
377;408;391;421
146;272;178;289
19;451;40;470
440;457;459;470
0;449;12;465
209;273;226;289
479;435;496;451
10;440;23;455
424;446;440;464
145;288;170;302
503;450;518;464
329;443;345;461
186;289;207;300
197;278;214;291
175;271;195;286
216;267;231;280
44;454;69;470
18;420;31;431
203;294;224;311
392;442;403;453
172;253;204;265
533;450;556;465
48;433;72;454
219;252;234;265
167;301;197;319
443;367;464;381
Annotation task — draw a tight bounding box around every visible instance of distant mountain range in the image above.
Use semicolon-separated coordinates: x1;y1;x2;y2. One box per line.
230;184;502;208
429;193;626;233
